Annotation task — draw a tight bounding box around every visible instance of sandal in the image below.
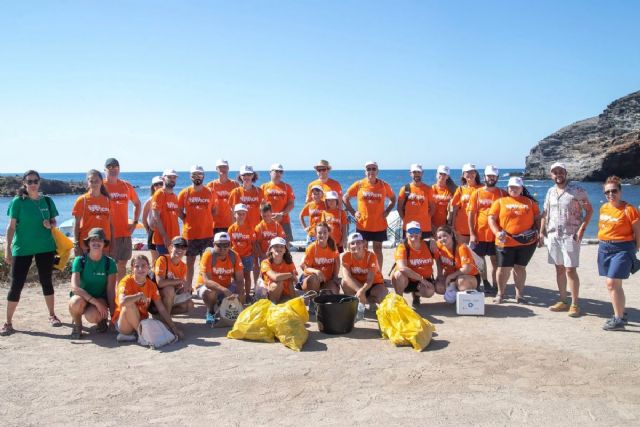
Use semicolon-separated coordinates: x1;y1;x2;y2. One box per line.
49;315;62;327
1;322;15;336
71;323;83;339
493;294;504;304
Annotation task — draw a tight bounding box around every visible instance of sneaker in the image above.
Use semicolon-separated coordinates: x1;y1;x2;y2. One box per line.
549;301;569;312
568;304;580;318
412;292;421;307
205;311;216;325
622;312;628;325
173;293;192;305
116;333;137;342
602;317;625;331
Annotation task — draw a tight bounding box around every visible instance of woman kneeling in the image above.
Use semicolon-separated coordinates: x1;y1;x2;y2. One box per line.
300;222;341;295
341;232;388;310
258;237;298;303
435;225;480;303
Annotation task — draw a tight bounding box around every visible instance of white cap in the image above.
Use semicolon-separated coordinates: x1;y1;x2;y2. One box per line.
270;163;284;171
215;159;229;167
550;162;567;172
437;165;450;175
214;232;231;243
410;163;423;173
484;165;499;176
268;237;287;249
406;221;421;232
364;160;378;168
233;203;248;212
507;176;524;187
162;169;178;177
325;190;339;200
190;165;205;174
239;165;254;175
462;163;476;173
311;185;324;192
151;176;163;185
347;232;364;243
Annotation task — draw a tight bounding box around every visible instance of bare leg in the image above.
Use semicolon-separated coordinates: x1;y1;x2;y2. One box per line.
116;260;127;284
513;265;527;299
496;267;512;297
566;267;580;305
555;264;568;301
371;241;383;269
186;255;197;291
606;278;625;318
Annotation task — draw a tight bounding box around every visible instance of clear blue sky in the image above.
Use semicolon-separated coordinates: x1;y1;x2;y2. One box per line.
1;1;638;173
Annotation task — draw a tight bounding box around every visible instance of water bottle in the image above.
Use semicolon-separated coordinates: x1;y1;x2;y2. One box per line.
356;302;366;322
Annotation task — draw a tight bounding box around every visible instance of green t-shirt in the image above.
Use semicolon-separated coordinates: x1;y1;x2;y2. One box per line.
7;195;58;256
71;255;117;298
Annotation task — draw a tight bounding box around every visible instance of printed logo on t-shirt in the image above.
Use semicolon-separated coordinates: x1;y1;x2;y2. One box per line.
110;192;128;203
212;267;234;275
407;193;425;203
599;214;620;224
351;266;371;275
240;196;259;203
188;196;210;207
504;203;530;216
265;188;286;198
216;190;230;199
314;257;335;266
409;258;433;267
362;191;383;201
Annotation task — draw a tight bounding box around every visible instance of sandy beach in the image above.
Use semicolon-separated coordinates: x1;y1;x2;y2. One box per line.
1;244;639;426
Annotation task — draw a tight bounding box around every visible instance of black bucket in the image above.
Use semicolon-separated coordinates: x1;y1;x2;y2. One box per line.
313;294;358;334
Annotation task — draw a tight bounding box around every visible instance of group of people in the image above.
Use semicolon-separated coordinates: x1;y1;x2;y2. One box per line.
2;158;638;339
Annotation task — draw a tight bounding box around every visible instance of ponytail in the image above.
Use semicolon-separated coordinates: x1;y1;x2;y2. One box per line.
87;169;110;199
521;186;537;203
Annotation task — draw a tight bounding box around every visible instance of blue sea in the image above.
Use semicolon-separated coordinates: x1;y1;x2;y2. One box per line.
2;169;639;240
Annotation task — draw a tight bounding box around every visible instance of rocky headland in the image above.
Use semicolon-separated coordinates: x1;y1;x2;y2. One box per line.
0;176;86;197
525;90;640;181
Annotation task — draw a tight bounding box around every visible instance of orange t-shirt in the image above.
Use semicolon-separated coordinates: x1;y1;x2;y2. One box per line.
228;186;263;229
207;179;238;229
305;178;343;202
488;196;540;247
151;190;181;245
302;241;339;280
451;184;481;236
228;222;256;257
197;249;243;289
436;241;479;277
260;181;295;224
598;202;640;241
300;200;326;237
72;193;112;243
431;184;453;229
467;187;508;242
346;178;394;232
394;241;435;278
104;179;139;238
260;259;297;297
320;208;348;246
112;274;160;324
398;182;434;232
255;220;286;254
154;255;187;281
341;250;384;284
178;186;215;240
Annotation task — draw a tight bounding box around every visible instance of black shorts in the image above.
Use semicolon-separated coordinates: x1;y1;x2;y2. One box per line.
471;241;496;257
357;229;387;243
147;231;156;251
365;283;385;297
402;230;433;240
405;278;434;293
496;244;537;267
213;227;229;235
186;238;214;257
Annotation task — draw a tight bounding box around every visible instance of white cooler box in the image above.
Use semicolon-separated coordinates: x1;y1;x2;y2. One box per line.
456;290;485;315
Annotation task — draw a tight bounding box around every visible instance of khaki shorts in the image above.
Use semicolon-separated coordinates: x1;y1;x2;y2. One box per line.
547;233;580;268
112;237;133;261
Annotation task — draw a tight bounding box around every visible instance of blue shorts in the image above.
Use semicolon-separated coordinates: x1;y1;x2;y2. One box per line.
156;245;169;255
241;256;254;272
598;241;637;279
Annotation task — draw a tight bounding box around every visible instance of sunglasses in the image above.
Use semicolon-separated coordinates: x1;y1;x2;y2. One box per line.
316;168;328;172
106;165;119;169
366;167;378;172
604;189;619;195
174;245;187;250
26;179;40;185
215;243;230;248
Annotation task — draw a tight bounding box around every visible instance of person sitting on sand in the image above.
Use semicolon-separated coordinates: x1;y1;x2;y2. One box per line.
300;222;341;295
154;236;193;315
341;232;388;310
391;221;439;307
435;225;480;304
68;227;116;339
258;237;298;303
112;255;183;343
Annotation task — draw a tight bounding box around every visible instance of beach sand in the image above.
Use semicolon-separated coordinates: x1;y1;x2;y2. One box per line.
1;245;639;425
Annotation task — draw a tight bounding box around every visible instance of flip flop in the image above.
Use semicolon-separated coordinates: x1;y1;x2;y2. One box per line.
49;315;62;327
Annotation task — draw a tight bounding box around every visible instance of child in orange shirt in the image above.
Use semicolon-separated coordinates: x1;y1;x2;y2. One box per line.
320;191;348;252
254;202;286;262
300;185;326;244
300;222;341;294
228;204;257;299
341;232;388;309
258;237;298;303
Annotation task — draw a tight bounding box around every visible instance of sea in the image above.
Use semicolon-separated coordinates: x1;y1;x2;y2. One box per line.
2;169;639;241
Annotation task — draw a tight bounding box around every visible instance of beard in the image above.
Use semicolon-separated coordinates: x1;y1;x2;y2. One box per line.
192;179;203;186
164;181;176;189
554;176;566;185
485;179;497;187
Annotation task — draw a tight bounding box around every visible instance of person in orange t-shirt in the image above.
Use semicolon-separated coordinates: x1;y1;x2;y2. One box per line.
207;159;239;233
300;185;327;243
431;165;456;230
320;191;348;251
596;176;640;331
151;169;181;256
466;165;506;295
451;163;482;243
435;225;480;304
488;177;541;304
154;237;193;315
112;255;183;343
228;165;263;230
391;221;439;306
228;203;257;297
305;159;343;203
344;161;396;269
258;237;298;303
72;169;113;255
341;232;388;309
103;158;141;281
300;222;341;294
397;164;435;239
178;165;216;290
260;163;295;242
254;202;286;262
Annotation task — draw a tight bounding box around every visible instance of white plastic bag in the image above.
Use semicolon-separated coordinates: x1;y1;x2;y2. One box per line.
217;296;244;327
137;318;176;349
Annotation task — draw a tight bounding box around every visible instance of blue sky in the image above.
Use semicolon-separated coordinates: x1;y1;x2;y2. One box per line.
1;1;638;173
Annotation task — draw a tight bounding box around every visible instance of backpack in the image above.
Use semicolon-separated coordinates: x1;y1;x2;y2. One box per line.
205;247;237;269
388;238;435;277
79;255;112;274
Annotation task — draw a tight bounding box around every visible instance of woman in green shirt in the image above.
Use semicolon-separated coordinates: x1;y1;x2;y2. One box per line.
68;227;117;339
2;170;60;336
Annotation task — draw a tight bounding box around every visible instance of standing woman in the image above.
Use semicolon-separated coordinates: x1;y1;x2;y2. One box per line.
141;176;164;264
2;170;61;336
431;165;457;230
72;169;113;256
450;163;482;243
597;176;640;331
228;165;263;231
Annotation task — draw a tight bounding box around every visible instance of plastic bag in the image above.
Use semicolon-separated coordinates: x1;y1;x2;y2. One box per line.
227;299;275;343
376;293;436;351
217;296;244;327
51;227;73;271
267;297;309;351
137;318;176;349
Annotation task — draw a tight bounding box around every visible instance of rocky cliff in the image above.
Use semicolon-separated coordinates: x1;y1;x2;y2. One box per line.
525;90;640;181
0;176;86;197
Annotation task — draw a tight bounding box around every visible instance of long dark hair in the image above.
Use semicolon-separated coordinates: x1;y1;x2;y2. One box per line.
268;244;293;265
445;176;458;194
520;186;537;203
237;172;258;184
460;172;481;186
18;169;41;198
436;225;458;252
87;169;110;199
316;221;336;251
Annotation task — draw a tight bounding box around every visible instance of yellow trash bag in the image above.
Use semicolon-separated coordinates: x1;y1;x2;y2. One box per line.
51;227;74;271
227;299;275;343
267;297;309;351
376;293;436;351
